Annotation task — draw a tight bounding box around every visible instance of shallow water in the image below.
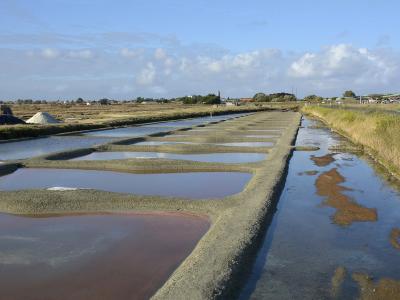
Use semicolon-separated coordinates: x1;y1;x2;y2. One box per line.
0;114;249;161
83;125;180;138
83;114;247;138
248;129;282;132
0;212;209;300
134;141;274;147
245;135;278;139
0;136;115;161
72;151;267;163
241;118;400;299
0;168;251;199
216;142;274;147
134;141;195;146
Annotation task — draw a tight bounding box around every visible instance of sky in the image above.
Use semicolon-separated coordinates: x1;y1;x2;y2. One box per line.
1;0;400;100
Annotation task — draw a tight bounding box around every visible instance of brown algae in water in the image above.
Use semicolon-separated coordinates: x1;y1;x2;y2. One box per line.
315;168;378;226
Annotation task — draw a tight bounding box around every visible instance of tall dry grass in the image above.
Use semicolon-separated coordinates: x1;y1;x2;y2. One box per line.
302;106;400;177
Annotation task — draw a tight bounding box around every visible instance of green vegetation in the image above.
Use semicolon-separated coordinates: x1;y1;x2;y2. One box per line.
179;94;221;105
343;90;357;98
302;106;400;178
303;94;323;103
252;92;296;102
0;105;13;115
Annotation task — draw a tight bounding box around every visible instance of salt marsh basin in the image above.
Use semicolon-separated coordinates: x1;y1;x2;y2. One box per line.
0;211;209;300
72;151;267;164
0;168;252;199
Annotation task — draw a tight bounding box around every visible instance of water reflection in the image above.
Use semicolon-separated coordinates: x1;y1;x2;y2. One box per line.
0;212;209;300
0;168;251;199
240;117;400;299
0;136;115;161
72;151;267;164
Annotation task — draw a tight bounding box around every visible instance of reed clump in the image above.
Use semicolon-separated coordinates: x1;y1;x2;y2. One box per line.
302;106;400;177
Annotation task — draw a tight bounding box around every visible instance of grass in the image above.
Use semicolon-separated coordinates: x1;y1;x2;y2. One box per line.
1;103;280;140
302;105;400;178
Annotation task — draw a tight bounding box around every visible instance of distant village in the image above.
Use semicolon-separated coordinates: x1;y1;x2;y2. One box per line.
1;91;400;107
323;94;400;105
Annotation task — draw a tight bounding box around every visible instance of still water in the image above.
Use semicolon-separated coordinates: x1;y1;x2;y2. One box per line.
83;114;248;138
241;118;400;299
0;168;251;199
72;151;267;164
0;212;209;300
0;114;248;161
0;136;114;161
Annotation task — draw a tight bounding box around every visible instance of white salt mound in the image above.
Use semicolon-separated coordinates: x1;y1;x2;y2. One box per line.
26;112;61;124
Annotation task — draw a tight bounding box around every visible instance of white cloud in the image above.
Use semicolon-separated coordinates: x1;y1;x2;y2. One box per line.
1;41;400;99
41;48;59;59
289;53;316;77
136;62;156;85
154;48;167;60
289;44;395;81
67;50;93;59
120;48;143;58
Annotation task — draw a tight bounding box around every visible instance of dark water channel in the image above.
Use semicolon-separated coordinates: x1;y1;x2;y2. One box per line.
240;117;400;299
0;168;251;199
0;212;209;300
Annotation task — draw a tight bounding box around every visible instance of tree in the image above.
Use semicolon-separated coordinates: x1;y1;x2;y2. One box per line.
76;98;84;104
304;95;323;103
202;94;221;104
343;90;356;98
98;98;109;105
253;92;296;102
0;105;13;115
253;93;270;102
181;94;221;105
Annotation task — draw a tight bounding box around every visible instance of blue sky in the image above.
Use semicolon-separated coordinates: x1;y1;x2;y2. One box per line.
1;0;400;99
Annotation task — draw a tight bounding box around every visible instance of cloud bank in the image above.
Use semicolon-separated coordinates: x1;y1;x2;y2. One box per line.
0;33;399;100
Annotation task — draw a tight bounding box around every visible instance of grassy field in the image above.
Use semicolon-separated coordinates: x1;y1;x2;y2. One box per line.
320;103;400;113
1;103;298;140
302;105;400;178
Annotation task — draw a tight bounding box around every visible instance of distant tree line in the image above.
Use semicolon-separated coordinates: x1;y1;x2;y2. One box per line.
252;92;297;102
178;94;221;105
0;92;221;105
303;95;324;103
